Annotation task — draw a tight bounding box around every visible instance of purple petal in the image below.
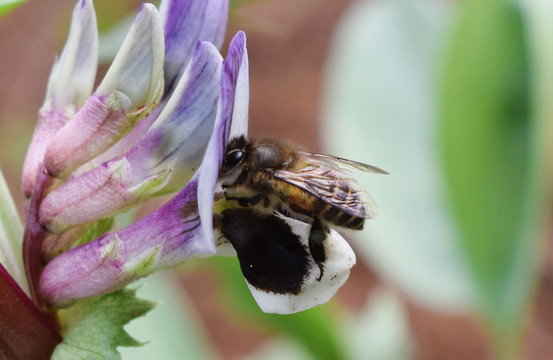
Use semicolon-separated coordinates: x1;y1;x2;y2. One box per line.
126;41;223;188
90;0;229;165
198;31;249;245
39;31;250;308
89;105;164;168
43;92;131;178
21;0;98;197
39;42;224;232
40;175;210;307
22;111;69;197
160;0;229;91
39;156;171;233
43;4;165;179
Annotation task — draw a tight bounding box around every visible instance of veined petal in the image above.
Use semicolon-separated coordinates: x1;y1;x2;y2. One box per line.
88;105;164;170
43;92;132;178
126;41;223;188
22;111;69;197
43;5;165;178
40;175;211;307
92;0;229;161
40;230;127;307
22;0;98;197
198;31;249;248
39;156;172;234
39;32;250;307
96;3;164;110
42;41;224;231
45;0;98;111
160;0;229;92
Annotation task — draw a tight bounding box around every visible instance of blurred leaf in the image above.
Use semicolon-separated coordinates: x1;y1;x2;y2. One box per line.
52;288;155;360
440;0;545;346
208;256;348;360
94;0;139;33
321;0;474;310
119;272;216;360
0;168;27;294
0;0;27;17
347;290;412;360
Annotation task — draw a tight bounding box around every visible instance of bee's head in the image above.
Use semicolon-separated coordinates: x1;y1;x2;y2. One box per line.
220;136;294;178
249;138;294;171
220;136;249;175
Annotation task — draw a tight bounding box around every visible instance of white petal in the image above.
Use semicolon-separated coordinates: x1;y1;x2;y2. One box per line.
45;0;98;111
247;214;356;315
226;32;249;140
96;3;164;109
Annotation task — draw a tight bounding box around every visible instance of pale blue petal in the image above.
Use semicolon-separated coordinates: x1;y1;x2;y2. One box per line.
126;41;223;187
160;0;229;91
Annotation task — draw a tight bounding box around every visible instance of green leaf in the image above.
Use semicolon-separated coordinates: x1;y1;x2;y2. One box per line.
0;0;27;17
440;0;543;344
119;272;215;360
207;257;348;360
51;288;156;360
0;168;27;294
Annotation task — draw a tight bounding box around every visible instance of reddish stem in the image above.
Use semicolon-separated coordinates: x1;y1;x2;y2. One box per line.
22;164;55;313
0;263;61;359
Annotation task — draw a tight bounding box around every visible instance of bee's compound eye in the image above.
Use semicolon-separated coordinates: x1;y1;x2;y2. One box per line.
226;149;245;166
221;148;244;173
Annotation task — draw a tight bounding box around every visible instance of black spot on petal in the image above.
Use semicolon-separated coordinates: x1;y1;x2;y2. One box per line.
219;208;310;295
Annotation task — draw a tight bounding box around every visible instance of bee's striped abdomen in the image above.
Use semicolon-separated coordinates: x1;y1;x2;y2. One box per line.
315;179;367;229
317;202;365;230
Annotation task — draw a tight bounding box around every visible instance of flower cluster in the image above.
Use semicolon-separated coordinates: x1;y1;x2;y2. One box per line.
21;0;357;316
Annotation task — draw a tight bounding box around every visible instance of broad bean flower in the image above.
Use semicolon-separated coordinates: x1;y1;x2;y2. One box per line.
21;0;357;317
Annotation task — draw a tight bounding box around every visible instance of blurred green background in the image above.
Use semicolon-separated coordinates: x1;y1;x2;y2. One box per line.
1;0;553;359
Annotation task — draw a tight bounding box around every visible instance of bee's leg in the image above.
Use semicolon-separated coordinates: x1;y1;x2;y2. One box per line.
225;193;265;208
249;193;265;206
308;217;328;281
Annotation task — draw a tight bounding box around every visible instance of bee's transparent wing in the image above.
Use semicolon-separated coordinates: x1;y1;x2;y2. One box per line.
274;165;380;219
298;151;388;177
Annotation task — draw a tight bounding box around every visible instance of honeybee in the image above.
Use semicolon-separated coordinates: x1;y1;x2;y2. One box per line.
217;136;386;281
